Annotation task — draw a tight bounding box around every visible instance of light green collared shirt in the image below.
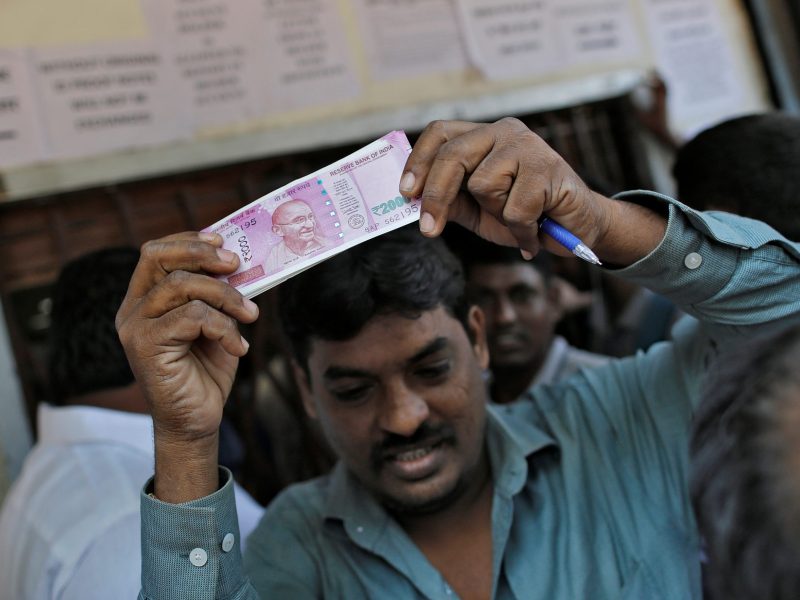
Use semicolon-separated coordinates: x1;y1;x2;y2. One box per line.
139;193;800;600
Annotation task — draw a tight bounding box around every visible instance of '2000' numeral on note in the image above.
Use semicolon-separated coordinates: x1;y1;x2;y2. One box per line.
370;196;412;216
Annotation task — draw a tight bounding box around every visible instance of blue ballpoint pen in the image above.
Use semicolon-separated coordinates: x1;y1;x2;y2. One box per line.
538;217;602;265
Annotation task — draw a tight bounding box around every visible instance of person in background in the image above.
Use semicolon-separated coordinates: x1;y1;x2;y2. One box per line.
448;227;608;404
673;112;800;241
0;247;263;600
587;272;682;358
691;323;800;600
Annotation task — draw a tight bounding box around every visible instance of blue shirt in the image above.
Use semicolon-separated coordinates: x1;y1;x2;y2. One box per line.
139;193;800;599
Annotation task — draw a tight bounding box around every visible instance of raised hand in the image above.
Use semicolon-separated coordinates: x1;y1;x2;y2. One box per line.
400;118;665;266
116;231;259;501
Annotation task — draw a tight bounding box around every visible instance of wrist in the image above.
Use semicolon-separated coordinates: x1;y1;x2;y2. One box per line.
153;431;220;503
587;190;616;249
593;197;667;267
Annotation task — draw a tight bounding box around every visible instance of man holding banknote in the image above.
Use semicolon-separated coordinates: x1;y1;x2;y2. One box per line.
118;117;800;600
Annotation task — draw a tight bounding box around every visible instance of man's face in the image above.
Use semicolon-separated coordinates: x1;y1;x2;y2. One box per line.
467;263;559;369
274;202;316;242
298;306;490;514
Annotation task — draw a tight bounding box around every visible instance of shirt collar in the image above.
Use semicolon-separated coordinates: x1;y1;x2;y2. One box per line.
485;401;557;496
37;403;154;456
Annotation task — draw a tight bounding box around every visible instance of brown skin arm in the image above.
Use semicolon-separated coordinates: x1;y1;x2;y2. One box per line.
400;118;666;267
115;232;259;503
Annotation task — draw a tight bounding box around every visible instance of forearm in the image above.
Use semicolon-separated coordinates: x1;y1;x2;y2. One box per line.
613;193;800;331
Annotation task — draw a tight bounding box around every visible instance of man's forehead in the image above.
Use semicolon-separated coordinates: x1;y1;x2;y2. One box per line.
469;262;546;289
278;201;311;217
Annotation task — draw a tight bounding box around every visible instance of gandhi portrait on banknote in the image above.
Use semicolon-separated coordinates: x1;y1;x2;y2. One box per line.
264;199;332;273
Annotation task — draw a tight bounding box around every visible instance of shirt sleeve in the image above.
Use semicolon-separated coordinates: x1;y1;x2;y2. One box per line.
139;468;260;600
613;191;800;338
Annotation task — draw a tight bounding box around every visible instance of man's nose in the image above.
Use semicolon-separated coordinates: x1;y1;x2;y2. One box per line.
494;296;517;325
377;382;430;437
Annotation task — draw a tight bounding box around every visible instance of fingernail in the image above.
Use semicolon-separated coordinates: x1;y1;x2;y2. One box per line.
199;232;217;242
240;336;250;352
400;171;415;194
217;248;237;262
244;298;259;317
520;249;534;260
419;212;435;234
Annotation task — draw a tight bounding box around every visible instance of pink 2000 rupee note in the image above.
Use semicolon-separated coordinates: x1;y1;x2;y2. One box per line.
202;131;419;298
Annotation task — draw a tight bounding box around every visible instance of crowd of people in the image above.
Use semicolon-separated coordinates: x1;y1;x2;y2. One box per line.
0;109;798;600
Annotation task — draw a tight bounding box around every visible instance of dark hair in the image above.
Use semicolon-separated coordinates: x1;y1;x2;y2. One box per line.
690;323;800;600
441;223;553;281
278;225;470;370
48;247;140;403
674;113;800;240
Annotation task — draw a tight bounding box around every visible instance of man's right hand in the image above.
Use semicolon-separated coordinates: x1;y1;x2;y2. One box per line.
116;232;259;502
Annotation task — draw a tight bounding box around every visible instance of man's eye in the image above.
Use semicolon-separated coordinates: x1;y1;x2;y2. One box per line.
510;288;537;304
416;361;451;380
331;386;372;403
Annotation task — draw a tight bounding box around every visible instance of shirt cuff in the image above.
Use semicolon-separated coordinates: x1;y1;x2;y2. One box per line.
140;467;247;600
610;191;740;307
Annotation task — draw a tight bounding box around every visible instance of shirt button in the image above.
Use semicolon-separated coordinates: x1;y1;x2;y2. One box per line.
356;526;364;533
684;252;703;269
189;548;208;567
221;533;235;553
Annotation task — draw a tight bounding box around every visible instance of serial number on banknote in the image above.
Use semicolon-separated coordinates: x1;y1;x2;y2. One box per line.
365;202;419;233
224;218;258;240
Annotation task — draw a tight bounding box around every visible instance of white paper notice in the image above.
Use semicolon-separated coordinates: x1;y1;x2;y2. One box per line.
258;0;361;112
455;0;559;80
143;0;270;131
0;49;46;168
353;0;469;80
553;0;643;68
641;0;747;135
32;41;184;160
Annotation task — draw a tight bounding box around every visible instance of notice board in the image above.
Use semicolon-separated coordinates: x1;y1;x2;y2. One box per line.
0;0;771;199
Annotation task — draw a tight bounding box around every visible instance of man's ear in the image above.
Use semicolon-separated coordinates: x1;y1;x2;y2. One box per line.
291;360;317;419
467;305;490;370
272;224;283;237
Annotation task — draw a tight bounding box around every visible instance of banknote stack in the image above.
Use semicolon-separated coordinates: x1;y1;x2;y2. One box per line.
203;131;420;298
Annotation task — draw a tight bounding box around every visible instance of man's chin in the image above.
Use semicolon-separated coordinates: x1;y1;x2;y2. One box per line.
377;473;464;516
491;355;534;370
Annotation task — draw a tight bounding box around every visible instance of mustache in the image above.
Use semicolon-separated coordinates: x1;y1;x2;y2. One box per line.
490;324;532;342
370;422;456;469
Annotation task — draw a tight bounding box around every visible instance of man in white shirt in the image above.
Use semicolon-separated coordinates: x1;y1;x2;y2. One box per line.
0;247;263;600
